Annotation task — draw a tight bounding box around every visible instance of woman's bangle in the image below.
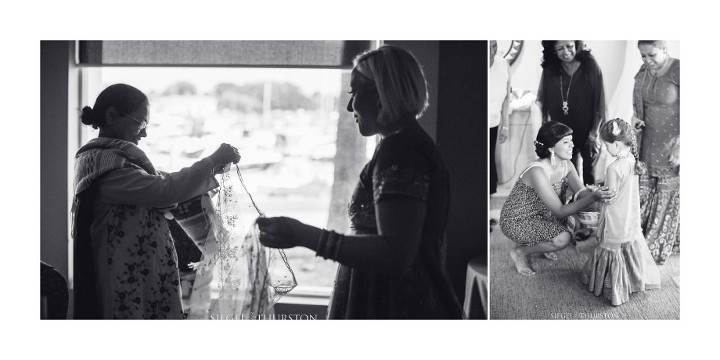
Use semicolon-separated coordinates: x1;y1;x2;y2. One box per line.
573;187;588;202
316;229;328;254
316;229;343;260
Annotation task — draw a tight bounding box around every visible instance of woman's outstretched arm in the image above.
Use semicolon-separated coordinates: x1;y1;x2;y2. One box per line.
523;167;598;218
97;158;218;208
257;196;427;275
97;143;239;208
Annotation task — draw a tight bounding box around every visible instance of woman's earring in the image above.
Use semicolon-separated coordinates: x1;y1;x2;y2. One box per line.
550;151;556;166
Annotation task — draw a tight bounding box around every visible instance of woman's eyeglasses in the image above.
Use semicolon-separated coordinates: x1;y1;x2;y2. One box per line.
125;114;148;130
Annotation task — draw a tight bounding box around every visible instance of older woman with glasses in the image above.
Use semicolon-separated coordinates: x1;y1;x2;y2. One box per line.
72;83;240;319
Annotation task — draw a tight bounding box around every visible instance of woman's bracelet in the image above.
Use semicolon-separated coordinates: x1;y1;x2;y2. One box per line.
573;187;588;202
316;229;328;254
316;229;344;260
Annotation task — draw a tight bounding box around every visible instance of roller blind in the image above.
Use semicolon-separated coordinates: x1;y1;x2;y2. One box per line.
77;40;373;68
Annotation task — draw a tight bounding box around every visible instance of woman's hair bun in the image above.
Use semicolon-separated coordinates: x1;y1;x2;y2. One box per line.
81;83;149;130
534;121;573;158
80;106;97;127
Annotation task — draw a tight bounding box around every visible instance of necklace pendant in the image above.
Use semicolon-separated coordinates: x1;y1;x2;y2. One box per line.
562;101;569;115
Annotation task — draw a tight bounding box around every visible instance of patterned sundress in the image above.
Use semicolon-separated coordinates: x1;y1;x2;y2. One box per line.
499;161;569;246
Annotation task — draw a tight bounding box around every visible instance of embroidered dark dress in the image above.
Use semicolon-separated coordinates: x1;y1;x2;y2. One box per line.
327;122;463;319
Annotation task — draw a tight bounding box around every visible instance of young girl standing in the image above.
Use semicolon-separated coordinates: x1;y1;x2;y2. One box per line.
582;119;661;305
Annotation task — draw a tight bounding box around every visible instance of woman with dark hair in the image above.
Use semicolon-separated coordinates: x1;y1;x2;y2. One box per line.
632;40;680;265
72;83;240;319
499;121;614;276
256;45;463;319
537;40;606;185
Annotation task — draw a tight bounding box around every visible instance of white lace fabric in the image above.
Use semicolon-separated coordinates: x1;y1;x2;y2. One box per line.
184;166;297;319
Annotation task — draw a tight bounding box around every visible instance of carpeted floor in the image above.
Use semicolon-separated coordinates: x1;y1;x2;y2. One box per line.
489;201;680;320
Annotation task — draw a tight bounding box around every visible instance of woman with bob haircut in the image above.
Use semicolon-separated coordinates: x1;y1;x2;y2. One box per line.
499;121;614;276
257;45;463;319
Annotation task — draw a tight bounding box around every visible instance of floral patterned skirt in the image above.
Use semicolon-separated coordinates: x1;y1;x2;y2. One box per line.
499;179;569;246
639;174;680;265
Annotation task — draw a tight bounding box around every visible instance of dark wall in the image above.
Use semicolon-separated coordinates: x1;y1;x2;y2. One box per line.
436;41;487;303
384;41;440;142
40;41;72;279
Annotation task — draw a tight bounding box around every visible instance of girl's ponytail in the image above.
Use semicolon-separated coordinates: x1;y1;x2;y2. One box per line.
601;118;647;176
630;128;647;176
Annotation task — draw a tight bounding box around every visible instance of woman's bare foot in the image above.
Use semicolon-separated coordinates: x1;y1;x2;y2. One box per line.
543;252;558;261
510;247;536;276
